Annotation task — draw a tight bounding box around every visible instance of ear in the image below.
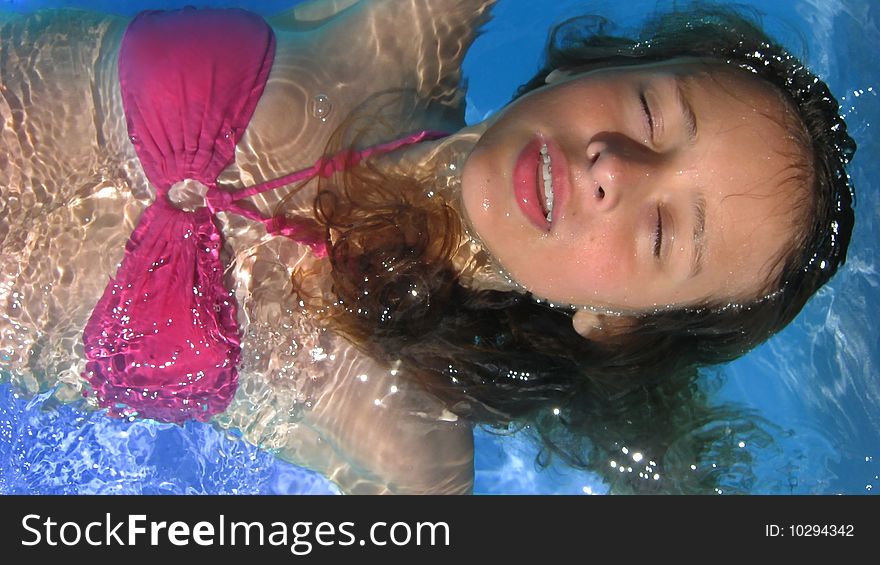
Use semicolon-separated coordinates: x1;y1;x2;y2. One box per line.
545;68;578;85
571;310;635;342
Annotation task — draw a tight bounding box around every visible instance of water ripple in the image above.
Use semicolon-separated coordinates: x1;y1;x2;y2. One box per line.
0;381;338;494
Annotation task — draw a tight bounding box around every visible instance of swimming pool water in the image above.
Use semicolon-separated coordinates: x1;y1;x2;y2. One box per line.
1;0;877;495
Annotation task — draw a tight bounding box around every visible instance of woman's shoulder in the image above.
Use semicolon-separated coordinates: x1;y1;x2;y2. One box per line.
268;0;495;102
240;0;496;181
268;0;495;32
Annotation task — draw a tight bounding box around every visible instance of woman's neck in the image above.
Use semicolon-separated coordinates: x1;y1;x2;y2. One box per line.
377;123;524;294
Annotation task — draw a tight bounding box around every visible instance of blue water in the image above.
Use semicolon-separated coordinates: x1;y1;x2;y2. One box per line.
1;0;877;495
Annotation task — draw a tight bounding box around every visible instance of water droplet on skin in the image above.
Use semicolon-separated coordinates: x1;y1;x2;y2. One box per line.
310;94;332;121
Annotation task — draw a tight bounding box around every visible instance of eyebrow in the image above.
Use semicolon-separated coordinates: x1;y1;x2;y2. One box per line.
675;77;699;142
689;191;707;279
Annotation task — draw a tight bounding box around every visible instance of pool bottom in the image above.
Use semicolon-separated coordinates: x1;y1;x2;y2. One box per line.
0;382;339;495
0;381;606;495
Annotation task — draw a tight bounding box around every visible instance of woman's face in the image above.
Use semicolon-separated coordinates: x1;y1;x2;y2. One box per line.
461;59;806;311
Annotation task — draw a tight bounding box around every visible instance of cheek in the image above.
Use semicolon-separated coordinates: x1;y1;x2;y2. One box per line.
461;143;503;227
558;235;631;290
512;227;635;303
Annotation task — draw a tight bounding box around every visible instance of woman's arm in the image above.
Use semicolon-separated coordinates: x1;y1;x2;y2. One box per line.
215;329;476;494
285;339;475;495
0;9;140;396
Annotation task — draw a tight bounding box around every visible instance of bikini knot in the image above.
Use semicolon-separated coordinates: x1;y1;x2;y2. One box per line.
168;178;211;212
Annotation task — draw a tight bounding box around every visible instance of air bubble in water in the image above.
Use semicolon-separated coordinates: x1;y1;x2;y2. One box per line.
310;94;332;122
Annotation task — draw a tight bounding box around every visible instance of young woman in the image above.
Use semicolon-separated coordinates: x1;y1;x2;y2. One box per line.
0;0;855;493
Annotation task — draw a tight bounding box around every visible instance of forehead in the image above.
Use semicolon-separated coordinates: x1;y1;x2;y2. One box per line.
552;56;791;107
668;63;809;301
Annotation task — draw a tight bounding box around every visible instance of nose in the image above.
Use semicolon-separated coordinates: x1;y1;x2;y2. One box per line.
584;139;650;212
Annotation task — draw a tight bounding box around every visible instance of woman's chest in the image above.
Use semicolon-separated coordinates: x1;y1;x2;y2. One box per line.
217;28;449;306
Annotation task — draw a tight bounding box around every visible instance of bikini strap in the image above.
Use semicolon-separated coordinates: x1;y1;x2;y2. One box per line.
205;130;448;256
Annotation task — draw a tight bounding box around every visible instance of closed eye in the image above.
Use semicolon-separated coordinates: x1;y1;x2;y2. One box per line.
653;205;663;258
640;91;654;141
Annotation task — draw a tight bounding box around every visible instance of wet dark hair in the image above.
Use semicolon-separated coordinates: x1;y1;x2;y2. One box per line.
293;6;855;492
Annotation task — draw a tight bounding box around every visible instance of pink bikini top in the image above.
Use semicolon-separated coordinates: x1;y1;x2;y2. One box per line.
81;7;444;423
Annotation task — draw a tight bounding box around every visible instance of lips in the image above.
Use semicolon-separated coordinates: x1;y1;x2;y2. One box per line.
514;138;550;231
513;135;569;232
